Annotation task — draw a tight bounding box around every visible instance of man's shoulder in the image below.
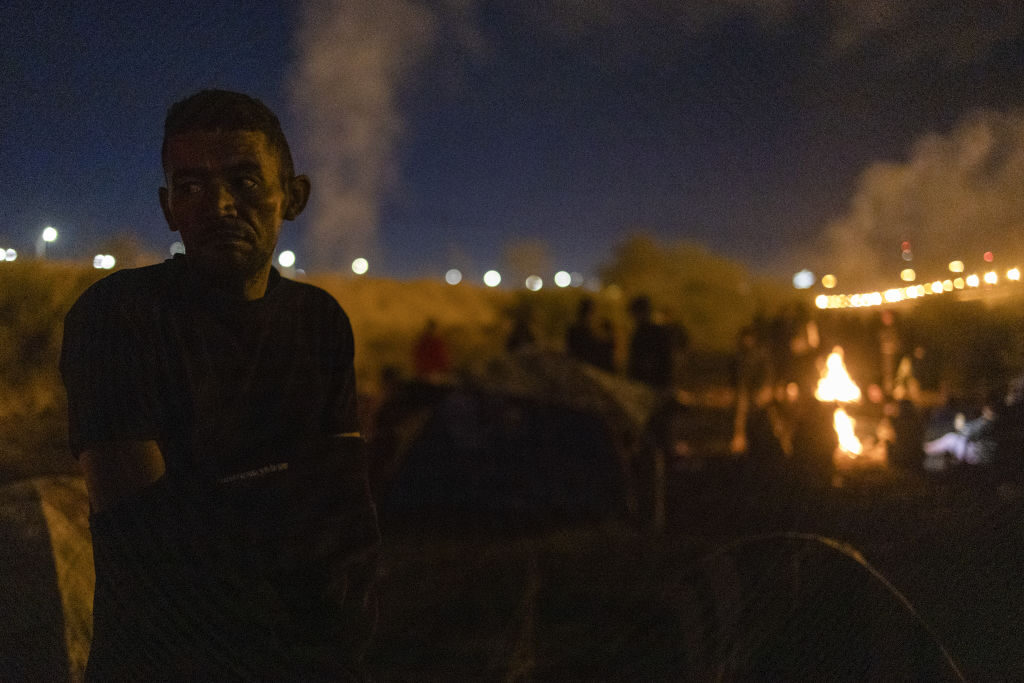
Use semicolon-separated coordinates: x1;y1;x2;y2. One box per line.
68;260;179;317
274;276;347;316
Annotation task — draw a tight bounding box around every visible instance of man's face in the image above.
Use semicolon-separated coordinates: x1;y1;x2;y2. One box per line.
160;130;303;282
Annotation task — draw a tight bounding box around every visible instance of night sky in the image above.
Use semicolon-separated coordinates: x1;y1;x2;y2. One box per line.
3;1;1024;287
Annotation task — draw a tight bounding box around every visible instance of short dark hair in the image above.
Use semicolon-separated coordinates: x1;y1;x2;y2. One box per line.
161;89;295;179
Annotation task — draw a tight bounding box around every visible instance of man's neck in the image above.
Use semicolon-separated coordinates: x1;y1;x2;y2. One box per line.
188;261;272;301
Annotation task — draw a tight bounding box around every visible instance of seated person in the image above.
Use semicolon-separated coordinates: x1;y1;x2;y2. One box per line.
923;388;1002;466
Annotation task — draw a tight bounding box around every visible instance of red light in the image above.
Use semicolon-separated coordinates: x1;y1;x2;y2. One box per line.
984;251;994;262
901;241;911;251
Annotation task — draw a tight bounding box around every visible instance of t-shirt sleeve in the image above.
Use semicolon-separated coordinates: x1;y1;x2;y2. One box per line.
60;282;165;455
322;304;360;436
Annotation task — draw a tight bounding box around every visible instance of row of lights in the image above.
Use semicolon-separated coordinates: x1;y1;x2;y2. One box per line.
17;233;589;292
1;247;116;269
815;268;1022;309
443;268;586;290
278;253;589;291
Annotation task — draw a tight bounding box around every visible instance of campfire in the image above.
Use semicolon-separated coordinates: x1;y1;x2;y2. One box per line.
814;347;887;464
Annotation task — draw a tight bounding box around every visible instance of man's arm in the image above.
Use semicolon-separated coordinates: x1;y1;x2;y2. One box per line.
78;441;165;514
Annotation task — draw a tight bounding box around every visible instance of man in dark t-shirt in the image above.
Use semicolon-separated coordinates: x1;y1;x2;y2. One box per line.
60;90;379;679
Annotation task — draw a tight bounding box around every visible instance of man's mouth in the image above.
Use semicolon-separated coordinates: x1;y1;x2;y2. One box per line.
205;230;251;246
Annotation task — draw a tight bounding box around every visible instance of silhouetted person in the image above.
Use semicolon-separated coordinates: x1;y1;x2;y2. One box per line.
566;297;615;371
627;295;685;390
60;90;379;679
731;325;782;461
878;309;901;396
506;309;536;352
412;318;450;381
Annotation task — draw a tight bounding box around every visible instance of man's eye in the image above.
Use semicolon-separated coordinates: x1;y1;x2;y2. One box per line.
177;182;202;195
238;177;259;189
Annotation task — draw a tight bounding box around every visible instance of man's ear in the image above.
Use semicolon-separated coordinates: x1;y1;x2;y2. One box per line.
159;187;178;232
283;175;311;221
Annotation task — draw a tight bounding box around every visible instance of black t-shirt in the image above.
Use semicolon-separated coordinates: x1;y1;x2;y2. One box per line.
60;256;379;678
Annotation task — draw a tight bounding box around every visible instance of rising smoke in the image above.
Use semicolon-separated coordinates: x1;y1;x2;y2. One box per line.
288;0;1021;276
289;0;440;272
816;110;1024;289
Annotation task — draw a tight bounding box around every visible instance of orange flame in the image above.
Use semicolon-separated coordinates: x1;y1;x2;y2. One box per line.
815;346;863;455
833;406;863;456
815;347;862;404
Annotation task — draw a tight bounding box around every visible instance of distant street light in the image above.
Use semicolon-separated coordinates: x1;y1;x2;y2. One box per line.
792;269;814;289
445;268;462;285
92;254;116;270
36;226;58;258
553;271;571;288
483;270;501;287
351;257;369;275
278;250;296;268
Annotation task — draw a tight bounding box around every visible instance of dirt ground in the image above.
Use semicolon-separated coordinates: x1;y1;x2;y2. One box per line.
370;462;1024;680
4;415;1023;680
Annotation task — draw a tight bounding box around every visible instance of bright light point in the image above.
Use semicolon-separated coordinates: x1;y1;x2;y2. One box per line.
42;226;58;242
815;295;829;309
884;289;903;303
954;278;965;289
792;269;814;289
930;281;943;294
554;270;571;288
966;274;980;287
483;270;501;287
277;250;296;268
984;271;998;285
942;280;953;292
445;268;462;285
984;251;994;262
949;260;964;273
4;249;15;261
102;255;116;269
351;258;368;275
1008;268;1020;281
525;275;542;291
93;255;104;269
900;268;916;282
821;274;837;289
170;241;185;256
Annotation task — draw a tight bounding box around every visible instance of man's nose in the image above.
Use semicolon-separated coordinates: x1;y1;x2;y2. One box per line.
210;182;237;216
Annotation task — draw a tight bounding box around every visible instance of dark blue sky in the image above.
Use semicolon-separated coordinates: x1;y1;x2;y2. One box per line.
3;1;1023;284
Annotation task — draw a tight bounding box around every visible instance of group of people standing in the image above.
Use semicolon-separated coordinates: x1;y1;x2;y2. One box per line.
566;294;689;390
410;293;690;392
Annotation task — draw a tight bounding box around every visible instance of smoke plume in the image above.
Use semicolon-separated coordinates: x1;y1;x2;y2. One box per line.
289;0;440;272
816;110;1024;290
